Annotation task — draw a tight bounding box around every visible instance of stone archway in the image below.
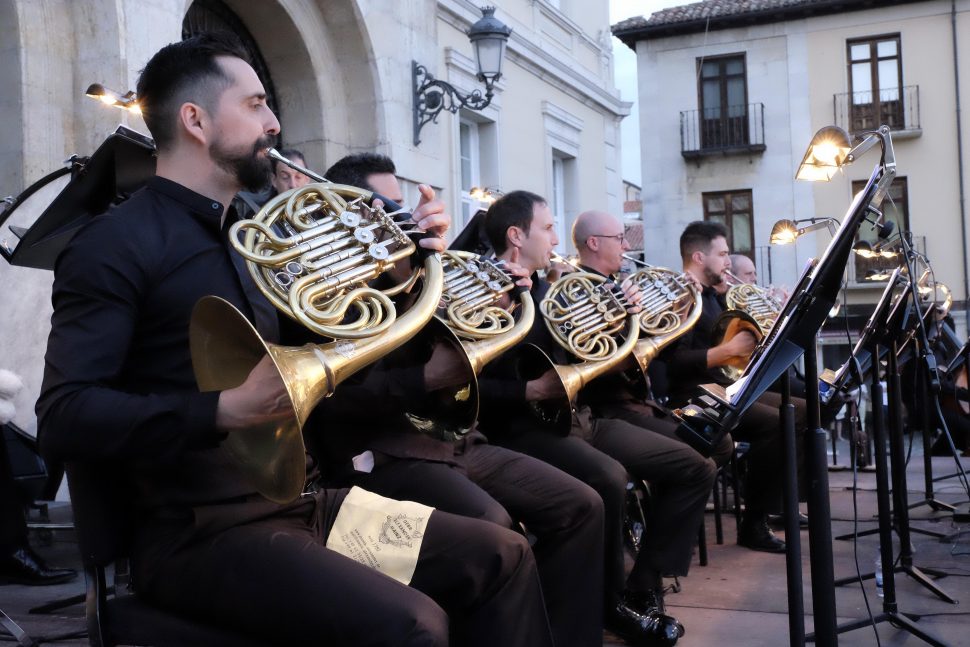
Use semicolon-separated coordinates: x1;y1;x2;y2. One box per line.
213;0;383;169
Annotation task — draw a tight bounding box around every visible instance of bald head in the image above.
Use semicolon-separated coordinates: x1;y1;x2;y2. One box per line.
730;254;757;284
574;210;629;275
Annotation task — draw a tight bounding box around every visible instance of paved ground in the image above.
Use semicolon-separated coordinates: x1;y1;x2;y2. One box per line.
2;437;970;646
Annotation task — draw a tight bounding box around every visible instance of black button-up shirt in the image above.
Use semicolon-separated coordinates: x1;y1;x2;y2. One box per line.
660;285;731;404
37;176;279;509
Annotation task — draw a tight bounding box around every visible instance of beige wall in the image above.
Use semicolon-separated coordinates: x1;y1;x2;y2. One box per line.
803;1;970;311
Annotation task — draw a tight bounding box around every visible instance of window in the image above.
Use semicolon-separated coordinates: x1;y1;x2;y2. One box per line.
702;190;754;255
551;155;566;245
698;54;749;148
459;120;482;227
852;177;908;282
847;35;903;132
549;152;577;247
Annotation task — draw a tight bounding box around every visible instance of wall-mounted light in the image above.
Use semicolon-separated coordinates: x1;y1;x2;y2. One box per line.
469;186;503;205
85;83;140;114
413;6;512;146
769;217;839;245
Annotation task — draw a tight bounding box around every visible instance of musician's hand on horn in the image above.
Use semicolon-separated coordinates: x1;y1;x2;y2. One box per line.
526;369;566;402
619;277;643;314
413;184;449;253
425;340;469;391
708;330;758;368
215;355;291;432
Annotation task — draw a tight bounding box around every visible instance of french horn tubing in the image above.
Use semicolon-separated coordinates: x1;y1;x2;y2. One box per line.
712;269;783;381
399;250;536;439
190;148;443;503
621;255;703;379
520;254;641;434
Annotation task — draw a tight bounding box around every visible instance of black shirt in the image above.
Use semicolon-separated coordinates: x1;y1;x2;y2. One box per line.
660;285;732;405
36;176;280;510
477;275;561;438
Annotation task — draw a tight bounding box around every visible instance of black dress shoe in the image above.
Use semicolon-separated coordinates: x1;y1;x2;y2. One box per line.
738;515;787;553
0;546;77;586
606;589;685;646
767;512;808;528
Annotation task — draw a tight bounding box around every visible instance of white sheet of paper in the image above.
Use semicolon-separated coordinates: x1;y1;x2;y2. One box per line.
326;486;435;585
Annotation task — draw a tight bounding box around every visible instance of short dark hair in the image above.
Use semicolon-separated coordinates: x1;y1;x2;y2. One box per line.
483;190;547;255
136;32;251;151
271;148;306;173
324;153;396;190
680;220;728;261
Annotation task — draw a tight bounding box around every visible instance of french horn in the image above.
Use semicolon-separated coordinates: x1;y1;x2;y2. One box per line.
400;250;535;439
711;269;783;381
190;149;442;503
517;255;641;434
621;255;703;383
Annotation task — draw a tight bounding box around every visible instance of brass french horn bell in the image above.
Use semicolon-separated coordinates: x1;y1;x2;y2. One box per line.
191;149;442;503
401;251;536;438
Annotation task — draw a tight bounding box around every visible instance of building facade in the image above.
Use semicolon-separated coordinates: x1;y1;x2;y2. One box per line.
0;0;628;437
615;0;969;331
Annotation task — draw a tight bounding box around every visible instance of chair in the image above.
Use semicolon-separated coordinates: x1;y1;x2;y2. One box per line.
65;462;267;647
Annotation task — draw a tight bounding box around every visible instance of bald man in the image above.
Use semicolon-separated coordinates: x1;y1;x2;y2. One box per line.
729;254;757;284
568;209;717;620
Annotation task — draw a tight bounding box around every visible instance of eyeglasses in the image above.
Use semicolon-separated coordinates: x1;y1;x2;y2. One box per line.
590;233;625;242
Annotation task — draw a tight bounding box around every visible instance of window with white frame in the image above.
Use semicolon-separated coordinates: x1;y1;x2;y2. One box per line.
551;152;577;246
459;120;483;228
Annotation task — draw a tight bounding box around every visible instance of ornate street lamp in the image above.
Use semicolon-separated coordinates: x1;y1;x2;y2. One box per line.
413;6;512;146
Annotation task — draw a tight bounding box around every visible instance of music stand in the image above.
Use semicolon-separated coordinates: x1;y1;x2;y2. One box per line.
675;160;896;646
0;125;156;270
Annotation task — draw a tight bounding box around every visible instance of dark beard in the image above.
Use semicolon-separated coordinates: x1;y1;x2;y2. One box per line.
703;266;723;286
211;134;276;192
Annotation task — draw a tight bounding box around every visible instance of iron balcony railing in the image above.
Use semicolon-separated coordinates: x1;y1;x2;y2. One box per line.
834;85;920;134
680;103;766;158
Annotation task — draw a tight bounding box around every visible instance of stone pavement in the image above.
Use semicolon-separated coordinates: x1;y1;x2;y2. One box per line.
2;438;969;646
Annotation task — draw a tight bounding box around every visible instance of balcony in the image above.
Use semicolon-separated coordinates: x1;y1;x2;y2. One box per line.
834;85;920;136
680;103;766;159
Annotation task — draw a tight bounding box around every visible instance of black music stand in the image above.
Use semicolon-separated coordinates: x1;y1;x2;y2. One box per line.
815;321;950;645
677;161;901;646
0;125;155;270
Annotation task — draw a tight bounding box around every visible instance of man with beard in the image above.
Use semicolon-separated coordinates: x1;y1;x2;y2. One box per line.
478;192;717;647
36;33;555;647
658;221;806;553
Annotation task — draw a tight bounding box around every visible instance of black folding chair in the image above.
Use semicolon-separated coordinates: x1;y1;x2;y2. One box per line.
65;463;266;647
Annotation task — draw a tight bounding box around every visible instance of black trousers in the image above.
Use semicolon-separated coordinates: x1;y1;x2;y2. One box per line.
492;414;716;607
351;441;605;647
0;433;27;553
133;489;554;647
723;392;807;515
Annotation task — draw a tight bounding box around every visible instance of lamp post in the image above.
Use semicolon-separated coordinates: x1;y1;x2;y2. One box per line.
413;6;512;146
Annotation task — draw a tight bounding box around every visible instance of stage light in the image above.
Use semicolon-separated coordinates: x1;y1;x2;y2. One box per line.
770;217;839;245
852;240;900;259
795;126;852;181
865;269;894;281
85;83;140;113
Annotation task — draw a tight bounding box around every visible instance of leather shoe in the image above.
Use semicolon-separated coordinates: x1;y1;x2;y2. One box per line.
738;514;786;553
606;589;685;646
767;512;808;528
0;545;77;586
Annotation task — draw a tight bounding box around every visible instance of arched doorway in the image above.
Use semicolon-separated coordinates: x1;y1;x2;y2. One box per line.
182;0;283;140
